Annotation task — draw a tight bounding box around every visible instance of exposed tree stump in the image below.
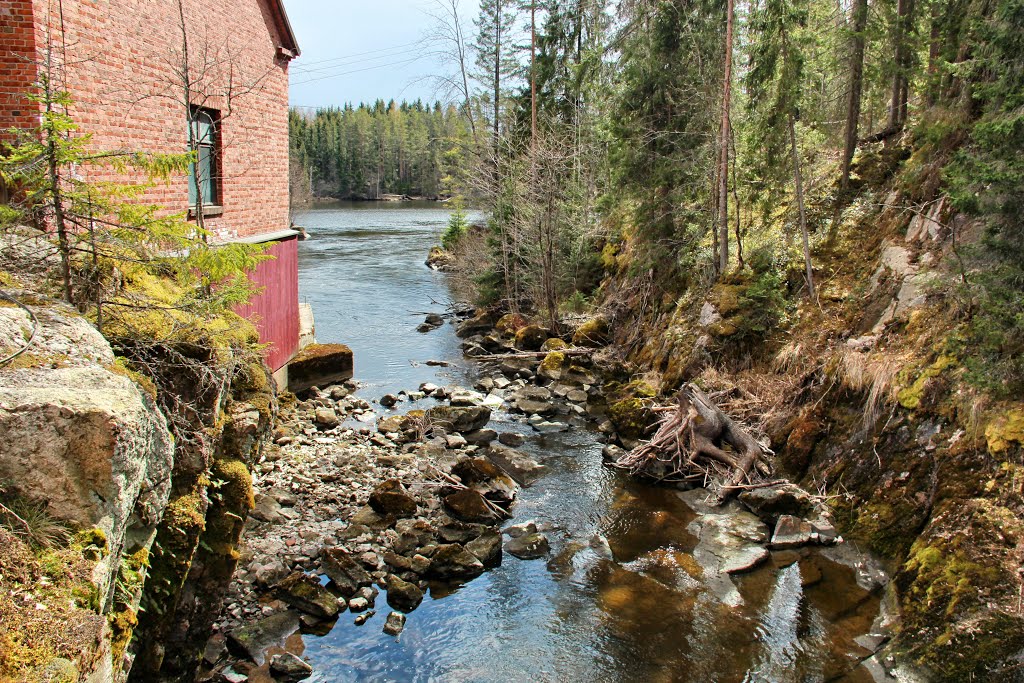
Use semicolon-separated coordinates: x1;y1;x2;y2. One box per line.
611;383;772;499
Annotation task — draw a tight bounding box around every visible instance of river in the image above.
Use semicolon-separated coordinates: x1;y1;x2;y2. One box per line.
293;201;885;683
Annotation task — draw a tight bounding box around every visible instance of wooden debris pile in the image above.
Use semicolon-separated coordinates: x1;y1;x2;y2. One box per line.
611;383;774;497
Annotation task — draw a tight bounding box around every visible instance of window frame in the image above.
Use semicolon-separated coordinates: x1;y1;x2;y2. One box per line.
187;105;221;212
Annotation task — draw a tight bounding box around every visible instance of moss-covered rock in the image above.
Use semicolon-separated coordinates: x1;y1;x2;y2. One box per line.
984;408;1024;454
537;351;567;381
709;284;745;316
572;318;609;347
514;325;550;351
608;398;657;440
897;354;957;409
541;337;569;352
495;313;529;336
287;343;353;394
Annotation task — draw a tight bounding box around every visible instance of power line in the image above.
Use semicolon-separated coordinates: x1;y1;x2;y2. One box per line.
292;56;423;87
290;45;424;77
290;40;423;71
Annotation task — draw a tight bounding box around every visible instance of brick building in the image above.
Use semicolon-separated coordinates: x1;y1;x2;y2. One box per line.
0;0;302;374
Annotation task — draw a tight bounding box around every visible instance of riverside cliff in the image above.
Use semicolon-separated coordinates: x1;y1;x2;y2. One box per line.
0;230;275;683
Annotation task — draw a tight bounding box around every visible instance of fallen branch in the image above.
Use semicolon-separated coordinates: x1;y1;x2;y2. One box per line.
475;348;592;360
611;383;772;501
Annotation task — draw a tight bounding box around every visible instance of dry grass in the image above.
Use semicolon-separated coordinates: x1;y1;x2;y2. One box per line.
829;346;905;430
0;529;105;681
695;366;802;438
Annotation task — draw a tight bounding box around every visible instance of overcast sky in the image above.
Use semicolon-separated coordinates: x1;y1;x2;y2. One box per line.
283;0;459;110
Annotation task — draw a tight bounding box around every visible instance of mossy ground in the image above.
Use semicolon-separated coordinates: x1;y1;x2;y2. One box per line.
0;528;107;681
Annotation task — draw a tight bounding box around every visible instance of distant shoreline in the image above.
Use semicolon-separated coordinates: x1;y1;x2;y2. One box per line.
310;194;451;204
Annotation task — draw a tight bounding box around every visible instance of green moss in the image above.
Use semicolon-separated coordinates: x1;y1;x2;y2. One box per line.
834;498;921;558
572;318;609;347
899;538;1023;681
624;379;656;399
109;607;138;667
541;337;568;352
74;528;108;556
984;408;1024;454
608;398;656;440
515;325;549;351
495;313;528;336
600;242;619;270
125;547;149;572
538;351;567;378
140;491;205;618
710;284;745;316
210;459;255;513
897;354;957;409
106;357;158;401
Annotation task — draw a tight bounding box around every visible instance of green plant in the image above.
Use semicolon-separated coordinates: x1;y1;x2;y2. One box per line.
738;269;791;338
442;196;470;250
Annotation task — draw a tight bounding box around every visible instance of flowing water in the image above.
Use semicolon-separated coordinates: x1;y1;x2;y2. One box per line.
293;202;884;683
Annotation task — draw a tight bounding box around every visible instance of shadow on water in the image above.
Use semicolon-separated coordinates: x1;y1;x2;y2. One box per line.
293;202;883;683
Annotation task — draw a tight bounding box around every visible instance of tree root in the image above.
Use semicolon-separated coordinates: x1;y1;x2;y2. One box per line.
611;383;772;501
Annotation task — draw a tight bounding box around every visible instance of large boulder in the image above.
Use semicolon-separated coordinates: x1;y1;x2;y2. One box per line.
487;445;548;485
0;304;174;606
287;343;353;394
537;351;567;381
572;318;609;347
511;386;555;416
368;479;418;518
504;532;550;559
466;530;503;568
456;311;499;338
443;489;497;523
738;484;815;524
320;549;373;597
494;313;528;336
424;405;491;434
226;611;301;664
425;543;485;581
514;325;550;351
274;572;341;619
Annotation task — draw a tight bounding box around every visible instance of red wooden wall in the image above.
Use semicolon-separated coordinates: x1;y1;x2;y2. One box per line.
236;237;299;371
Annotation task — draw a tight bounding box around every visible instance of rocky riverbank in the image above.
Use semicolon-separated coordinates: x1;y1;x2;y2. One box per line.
201;308;894;682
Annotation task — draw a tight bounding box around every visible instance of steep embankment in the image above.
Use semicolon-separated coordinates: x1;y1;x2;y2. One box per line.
0;230;276;683
593;144;1024;680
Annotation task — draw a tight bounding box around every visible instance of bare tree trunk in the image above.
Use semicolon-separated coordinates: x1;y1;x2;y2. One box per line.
789;113;816;301
717;0;735;276
177;0;208;238
887;0;913;131
925;1;941;106
828;0;869;247
530;1;537;147
493;2;502;142
46;95;73;305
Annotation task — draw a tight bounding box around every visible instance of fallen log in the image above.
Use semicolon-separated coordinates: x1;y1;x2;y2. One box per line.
611;383;772;500
473;348;592;360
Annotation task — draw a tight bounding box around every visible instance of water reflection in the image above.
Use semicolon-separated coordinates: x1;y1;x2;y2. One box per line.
294;203;882;683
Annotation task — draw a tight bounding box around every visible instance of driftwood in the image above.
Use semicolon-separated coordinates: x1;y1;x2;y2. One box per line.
475;348;592;360
612;383;771;498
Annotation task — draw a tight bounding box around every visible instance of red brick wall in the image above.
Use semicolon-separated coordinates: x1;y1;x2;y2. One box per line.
1;0;293;242
1;0;300;369
0;1;37;134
